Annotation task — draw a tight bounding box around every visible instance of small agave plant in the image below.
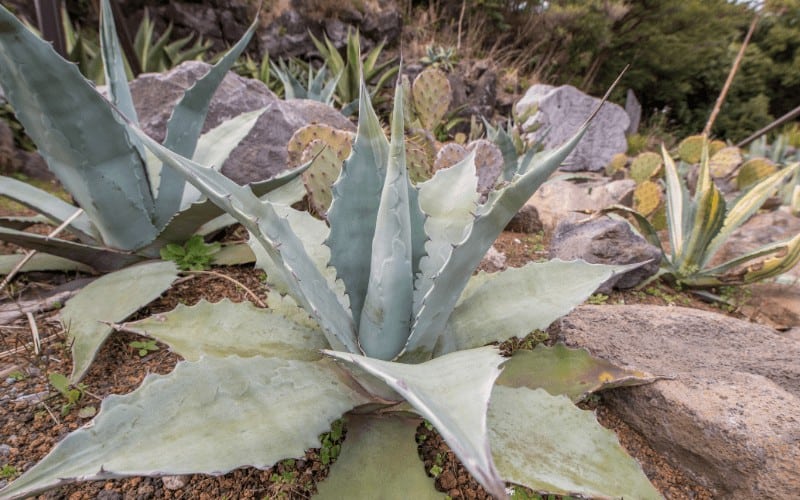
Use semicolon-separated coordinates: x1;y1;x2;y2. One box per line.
0;1;302;274
609;139;800;287
1;77;662;499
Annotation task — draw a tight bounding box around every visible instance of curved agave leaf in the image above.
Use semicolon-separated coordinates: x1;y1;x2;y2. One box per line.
62;260;179;382
661;145;689;262
325;347;507;499
0;227;144;272
316;414;443;499
0;356;371;500
434;260;641;356
0;5;158;250
496;344;660;402
117;298;327;361
99;0;138;125
0;176;99;242
358;83;414;360
130;126;359;354
0;253;92;274
489;386;661;499
0;214;51;231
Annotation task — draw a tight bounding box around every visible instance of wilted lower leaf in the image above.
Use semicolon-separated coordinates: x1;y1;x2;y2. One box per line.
496;343;661;402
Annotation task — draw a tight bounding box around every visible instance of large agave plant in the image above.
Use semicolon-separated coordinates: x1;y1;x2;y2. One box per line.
610;139;800;287
0;79;662;499
0;1;302;274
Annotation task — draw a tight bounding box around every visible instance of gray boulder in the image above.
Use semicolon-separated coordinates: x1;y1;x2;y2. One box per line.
556;305;800;499
129;61;354;184
516;84;629;172
549;217;661;291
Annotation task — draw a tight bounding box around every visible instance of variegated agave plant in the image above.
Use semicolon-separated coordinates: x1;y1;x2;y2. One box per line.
0;1;303;274
610;139;800;287
0;79;662;499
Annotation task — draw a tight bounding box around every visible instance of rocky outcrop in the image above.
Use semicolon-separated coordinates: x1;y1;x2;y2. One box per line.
556;305;800;499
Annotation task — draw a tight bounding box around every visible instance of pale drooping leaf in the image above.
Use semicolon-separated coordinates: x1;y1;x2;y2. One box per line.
662;145;688;262
489;386;661;499
358;82;414;360
435;260;642;356
211;243;256;266
0;357;371;500
0;254;93;274
316;414;443;499
496;344;661;402
62;261;179;382
325;347;507;498
117;298;327;361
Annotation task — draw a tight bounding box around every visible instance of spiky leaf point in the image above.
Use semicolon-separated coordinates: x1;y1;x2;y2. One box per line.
62;260;179;382
496;344;660;402
325;347;508;499
412;67;451;131
99;0;138;126
315;415;443;499
434;142;469;171
128;124;359;354
0;357;371;500
629;151;662;184
489;386;661;499
633;180;663;216
467;139;505;195
0;176;99;242
736;158;778;191
0;5;157;250
435;260;642;356
358;82;414;360
677;134;705;164
118;298;327;361
708;146;743;179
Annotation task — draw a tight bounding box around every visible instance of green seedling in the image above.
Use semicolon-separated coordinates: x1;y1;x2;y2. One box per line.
587;293;609;305
129;339;160;357
48;372;88;416
0;465;18;479
160;235;221;271
7;371;27;381
319;419;345;465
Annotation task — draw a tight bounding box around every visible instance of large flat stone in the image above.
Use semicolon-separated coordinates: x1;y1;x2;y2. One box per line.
555;305;800;498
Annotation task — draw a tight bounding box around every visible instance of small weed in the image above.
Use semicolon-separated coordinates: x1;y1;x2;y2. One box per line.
159;235;221;271
7;370;27;381
587;293;609;305
523;231;547;252
48;372;92;416
0;464;18;479
319;419;345;465
644;285;690;306
129;339;159;357
428;464;443;477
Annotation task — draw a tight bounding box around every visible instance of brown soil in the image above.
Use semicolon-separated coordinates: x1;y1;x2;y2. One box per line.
1;229;758;499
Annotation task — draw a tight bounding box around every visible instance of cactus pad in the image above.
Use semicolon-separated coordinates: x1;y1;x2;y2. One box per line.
406;132;437;183
709;146;743;179
605;153;629;177
411;67;452;131
736;158;777;191
629;152;662;183
709;139;727;156
677;135;705;164
467;139;504;194
434;142;469;171
287;124;354;167
633;180;663;216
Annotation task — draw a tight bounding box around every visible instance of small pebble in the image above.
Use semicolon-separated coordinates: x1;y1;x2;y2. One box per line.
0;444;11;457
162;475;189;490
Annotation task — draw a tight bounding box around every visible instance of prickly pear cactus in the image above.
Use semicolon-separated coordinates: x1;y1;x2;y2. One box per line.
629;152;662;184
411;67;451;131
605;153;629;177
405;132;436;183
736;158;778;191
287;124;354;215
467;139;504;194
633;180;663;217
709;139;727;156
709;146;743;179
677;135;705;164
434;142;469;171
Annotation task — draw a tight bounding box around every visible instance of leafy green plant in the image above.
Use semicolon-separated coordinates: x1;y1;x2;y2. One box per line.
609;138;800;287
587;293;609;305
0;74;660;499
48;372;89;416
319;419;345;466
0;465;17;479
7;370;27;381
160;235;221;271
133;8;212;74
129;339;160;357
271;58;340;105
421;44;457;72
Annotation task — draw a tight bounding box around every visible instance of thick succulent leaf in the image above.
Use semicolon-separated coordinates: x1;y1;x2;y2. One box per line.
407;179;427;277
118;298;327;361
0;227;144;272
150;17;257;227
404;123;591;360
358;83;414;360
0;253;92;274
0;5;157;250
0;214;51;231
325;347;507;498
316;414;443;499
181;107;269;208
99;0;138;125
704;163;800;265
130;127;359;354
601;206;666;256
62;260;179;382
496;344;660;402
211;243;256;265
489;386;661;499
0;356;371;500
0;176;98;242
661;145;688;261
434;260;640;356
326;78;389;328
413;152;479;312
